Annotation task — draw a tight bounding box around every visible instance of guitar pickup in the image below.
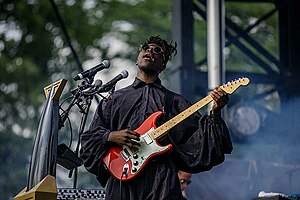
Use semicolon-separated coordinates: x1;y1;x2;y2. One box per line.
120;147;131;161
142;133;153;145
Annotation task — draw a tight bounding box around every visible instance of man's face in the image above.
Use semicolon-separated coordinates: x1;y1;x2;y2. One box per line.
178;171;192;191
136;43;165;74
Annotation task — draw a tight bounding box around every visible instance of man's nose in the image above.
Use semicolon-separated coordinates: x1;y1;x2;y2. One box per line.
146;47;154;53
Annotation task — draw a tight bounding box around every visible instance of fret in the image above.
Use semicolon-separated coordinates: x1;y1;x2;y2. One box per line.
151;95;213;140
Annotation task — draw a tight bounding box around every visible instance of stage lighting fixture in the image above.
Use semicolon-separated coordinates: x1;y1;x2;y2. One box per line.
228;104;261;141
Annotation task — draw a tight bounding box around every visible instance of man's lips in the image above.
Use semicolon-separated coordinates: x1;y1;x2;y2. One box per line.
143;53;153;61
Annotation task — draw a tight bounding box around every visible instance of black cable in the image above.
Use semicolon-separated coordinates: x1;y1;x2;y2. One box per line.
60;96;74;107
120;168;128;200
67;116;73;148
49;0;100;104
58;106;73;149
49;0;83;73
120;179;122;200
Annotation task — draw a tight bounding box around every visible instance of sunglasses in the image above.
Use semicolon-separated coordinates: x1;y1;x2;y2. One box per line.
180;179;191;185
139;44;164;55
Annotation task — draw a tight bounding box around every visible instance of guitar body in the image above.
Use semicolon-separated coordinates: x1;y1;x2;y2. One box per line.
102;111;172;181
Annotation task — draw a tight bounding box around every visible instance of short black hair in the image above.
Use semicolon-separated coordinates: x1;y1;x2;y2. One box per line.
144;35;177;67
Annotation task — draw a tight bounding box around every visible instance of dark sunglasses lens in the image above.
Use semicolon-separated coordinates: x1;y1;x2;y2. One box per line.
141;44;149;51
153;47;162;54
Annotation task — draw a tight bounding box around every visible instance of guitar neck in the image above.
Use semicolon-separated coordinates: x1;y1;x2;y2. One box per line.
151;95;213;140
150;77;250;140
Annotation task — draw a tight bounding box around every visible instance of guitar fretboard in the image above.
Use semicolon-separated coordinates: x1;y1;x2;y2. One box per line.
151;95;213;139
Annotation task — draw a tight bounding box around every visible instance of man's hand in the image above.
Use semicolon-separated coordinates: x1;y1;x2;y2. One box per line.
108;129;140;151
210;87;229;115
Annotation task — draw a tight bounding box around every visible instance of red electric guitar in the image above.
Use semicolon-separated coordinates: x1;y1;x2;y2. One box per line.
103;77;250;181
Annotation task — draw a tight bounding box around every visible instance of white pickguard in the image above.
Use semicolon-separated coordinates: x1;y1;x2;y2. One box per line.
121;127;170;175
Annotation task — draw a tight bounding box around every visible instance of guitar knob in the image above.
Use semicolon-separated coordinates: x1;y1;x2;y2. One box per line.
133;154;138;159
132;167;137;173
133;161;139;166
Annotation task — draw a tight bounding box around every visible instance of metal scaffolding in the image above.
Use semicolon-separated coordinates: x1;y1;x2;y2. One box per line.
171;0;300;139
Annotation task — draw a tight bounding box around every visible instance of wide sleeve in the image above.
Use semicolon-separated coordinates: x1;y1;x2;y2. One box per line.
79;99;112;187
172;114;233;173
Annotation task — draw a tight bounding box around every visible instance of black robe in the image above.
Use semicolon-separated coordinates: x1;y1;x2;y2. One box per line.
80;78;233;200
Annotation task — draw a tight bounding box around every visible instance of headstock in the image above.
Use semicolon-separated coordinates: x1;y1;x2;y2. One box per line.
220;77;250;94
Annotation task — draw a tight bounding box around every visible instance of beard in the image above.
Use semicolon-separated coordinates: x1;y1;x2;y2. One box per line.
138;61;160;74
140;67;157;74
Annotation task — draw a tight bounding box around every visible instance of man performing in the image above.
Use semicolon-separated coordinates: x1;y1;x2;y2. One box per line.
80;35;233;200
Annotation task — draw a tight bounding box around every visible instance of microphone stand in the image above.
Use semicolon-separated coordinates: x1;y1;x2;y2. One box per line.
58;80;91;130
70;93;93;188
57;76;108;189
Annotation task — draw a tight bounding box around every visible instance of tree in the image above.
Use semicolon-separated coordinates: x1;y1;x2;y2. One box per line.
0;0;172;199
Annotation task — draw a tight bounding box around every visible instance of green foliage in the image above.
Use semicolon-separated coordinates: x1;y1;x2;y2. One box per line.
0;131;31;199
0;1;173;198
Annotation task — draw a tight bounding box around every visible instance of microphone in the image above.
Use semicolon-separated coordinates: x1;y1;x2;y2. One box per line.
98;70;129;92
93;79;103;88
71;79;103;95
81;79;103;96
73;60;110;81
